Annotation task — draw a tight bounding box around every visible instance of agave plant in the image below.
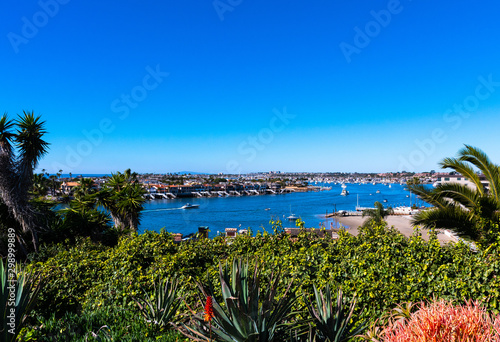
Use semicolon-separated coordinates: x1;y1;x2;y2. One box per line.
183;258;300;342
133;276;182;328
304;285;367;342
1;260;43;342
385;301;415;325
85;325;112;341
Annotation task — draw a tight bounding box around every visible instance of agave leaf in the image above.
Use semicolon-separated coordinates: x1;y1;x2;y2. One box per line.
185;258;299;342
305;285;367;342
1;260;43;342
133;276;181;327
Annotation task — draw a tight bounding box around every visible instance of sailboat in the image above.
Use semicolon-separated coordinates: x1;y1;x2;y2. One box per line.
287;205;299;221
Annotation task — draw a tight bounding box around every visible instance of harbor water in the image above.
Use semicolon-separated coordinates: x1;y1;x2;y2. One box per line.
139;183;427;238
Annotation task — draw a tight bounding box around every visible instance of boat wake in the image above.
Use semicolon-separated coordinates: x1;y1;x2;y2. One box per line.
142;208;182;212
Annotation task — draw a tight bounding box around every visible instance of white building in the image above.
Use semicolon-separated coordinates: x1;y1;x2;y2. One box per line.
434;174;488;190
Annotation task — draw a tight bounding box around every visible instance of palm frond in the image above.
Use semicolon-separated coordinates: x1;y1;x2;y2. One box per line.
439;157;484;195
411;207;479;240
0;113;15;156
407;184;449;209
431;182;482;210
15;111;50;192
458;145;500;201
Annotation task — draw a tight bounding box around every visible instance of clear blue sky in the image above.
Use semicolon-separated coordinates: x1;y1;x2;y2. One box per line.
3;0;500;174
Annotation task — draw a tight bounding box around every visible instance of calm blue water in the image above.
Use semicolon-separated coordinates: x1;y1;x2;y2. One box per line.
139;183;427;237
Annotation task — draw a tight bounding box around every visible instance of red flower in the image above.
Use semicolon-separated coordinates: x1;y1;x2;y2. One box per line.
204;296;215;322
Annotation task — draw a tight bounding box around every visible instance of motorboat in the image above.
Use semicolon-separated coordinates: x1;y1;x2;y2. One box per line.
376;190;381;194
181;203;199;209
340;183;349;196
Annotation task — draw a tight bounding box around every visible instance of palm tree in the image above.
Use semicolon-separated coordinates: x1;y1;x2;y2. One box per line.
0;111;49;253
32;173;49;197
97;169;146;231
73;177;96;199
408;145;500;246
362;201;393;225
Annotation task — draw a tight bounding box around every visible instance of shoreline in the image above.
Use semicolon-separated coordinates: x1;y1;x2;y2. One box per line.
322;214;456;244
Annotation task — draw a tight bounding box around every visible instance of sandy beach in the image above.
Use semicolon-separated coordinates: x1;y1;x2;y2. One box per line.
331;214;457;244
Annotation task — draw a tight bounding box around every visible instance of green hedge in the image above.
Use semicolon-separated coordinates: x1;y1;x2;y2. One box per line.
24;222;500;339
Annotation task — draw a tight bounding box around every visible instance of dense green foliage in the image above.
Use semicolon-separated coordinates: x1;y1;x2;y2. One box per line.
19;222;500;340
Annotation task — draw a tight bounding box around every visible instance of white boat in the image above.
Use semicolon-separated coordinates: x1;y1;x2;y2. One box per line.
181;203;199;209
340;183;349;196
287;205;299;220
376;190;381;194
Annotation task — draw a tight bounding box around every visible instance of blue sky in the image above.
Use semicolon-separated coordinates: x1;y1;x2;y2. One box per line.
3;0;500;174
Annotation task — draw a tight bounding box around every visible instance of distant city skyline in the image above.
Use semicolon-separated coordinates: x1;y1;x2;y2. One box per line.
4;1;500;174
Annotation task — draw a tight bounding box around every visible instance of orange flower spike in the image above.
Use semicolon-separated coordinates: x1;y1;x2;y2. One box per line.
204;296;215;322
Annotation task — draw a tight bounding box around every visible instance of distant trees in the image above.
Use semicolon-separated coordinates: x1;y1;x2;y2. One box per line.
406;177;421;186
408;145;500;246
208;177;227;184
31;173;50;197
0;112;49;253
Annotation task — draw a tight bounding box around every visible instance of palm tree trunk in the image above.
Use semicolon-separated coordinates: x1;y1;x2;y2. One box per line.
127;214;139;232
1;194;39;253
0;154;39;253
110;212;128;231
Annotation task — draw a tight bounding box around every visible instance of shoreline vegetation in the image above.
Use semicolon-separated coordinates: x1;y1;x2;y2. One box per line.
1;113;500;341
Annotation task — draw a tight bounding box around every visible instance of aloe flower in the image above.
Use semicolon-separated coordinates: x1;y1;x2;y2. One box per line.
204;296;214;322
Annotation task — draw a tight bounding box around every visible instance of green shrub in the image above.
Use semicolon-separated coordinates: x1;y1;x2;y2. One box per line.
24;222;500;339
